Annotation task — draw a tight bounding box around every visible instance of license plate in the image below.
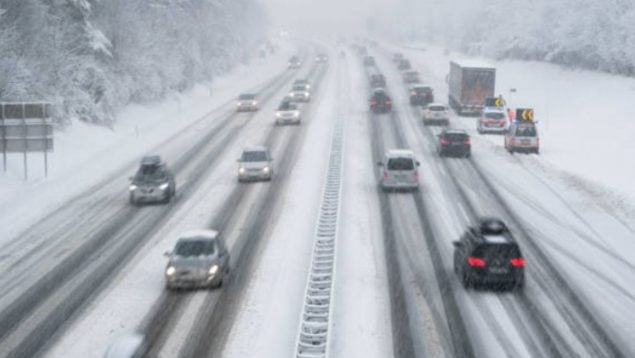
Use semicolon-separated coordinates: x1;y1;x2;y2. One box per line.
489;267;509;274
521;139;531;145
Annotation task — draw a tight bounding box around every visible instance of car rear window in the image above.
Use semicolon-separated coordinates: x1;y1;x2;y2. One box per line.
514;125;537;137
485;112;505;120
472;243;520;259
242;151;268;162
175;240;216;256
445;133;468;141
387;157;414;170
429;105;446;111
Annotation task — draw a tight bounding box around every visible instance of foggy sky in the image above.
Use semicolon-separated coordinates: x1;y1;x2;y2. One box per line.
264;0;395;37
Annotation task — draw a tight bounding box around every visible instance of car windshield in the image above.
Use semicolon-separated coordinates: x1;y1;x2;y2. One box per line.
134;165;167;182
174;240;216;257
239;94;254;100
485;112;505;120
473;244;520;259
429;106;446;111
387;157;414;170
292;85;306;91
241;151;268;162
515;125;537;137
445;133;468;141
279;102;296;110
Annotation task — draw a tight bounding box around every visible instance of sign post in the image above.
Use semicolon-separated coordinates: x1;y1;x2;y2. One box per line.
0;103;54;180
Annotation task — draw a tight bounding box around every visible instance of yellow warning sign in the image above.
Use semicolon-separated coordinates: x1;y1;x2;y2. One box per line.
515;108;534;121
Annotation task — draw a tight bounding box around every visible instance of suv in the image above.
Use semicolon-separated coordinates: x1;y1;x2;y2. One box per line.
237;146;273;182
236;93;258;112
453;218;525;290
422;103;450;126
164;230;230;290
409;85;434;106
275;101;301;125
377;149;420;191
370;88;392;114
477;108;508;134
505;122;539;154
128;155;176;205
438;130;471;158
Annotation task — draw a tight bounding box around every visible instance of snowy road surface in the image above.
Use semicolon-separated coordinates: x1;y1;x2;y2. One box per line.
0;39;633;358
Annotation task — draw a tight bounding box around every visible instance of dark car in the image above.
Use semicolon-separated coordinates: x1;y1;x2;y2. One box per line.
370;73;386;88
370;89;392;114
397;58;411;70
363;56;375;66
288;56;301;69
392;52;404;63
129;155;176;205
453;218;525;290
438;130;471;157
409;85;434;106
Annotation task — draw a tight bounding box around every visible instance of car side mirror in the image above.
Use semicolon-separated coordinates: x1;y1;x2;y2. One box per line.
377;161;383;166
416;161;421;166
128;176;133;181
452;241;461;247
163;251;171;258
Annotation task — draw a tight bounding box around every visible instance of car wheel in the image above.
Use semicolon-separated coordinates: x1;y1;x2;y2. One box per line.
462;271;472;288
129;194;137;206
465;151;471;158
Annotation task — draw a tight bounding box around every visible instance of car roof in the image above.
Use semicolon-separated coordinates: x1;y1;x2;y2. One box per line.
443;129;468;135
179;229;219;241
140;155;162;166
427;103;447;107
411;84;431;89
242;145;269;153
372;88;386;94
386;149;415;158
294;79;308;82
482;107;505;113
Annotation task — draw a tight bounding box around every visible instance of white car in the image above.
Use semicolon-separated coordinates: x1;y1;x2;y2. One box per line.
236;93;258;112
377;149;420;191
288;84;311;102
422;103;450;126
275;101;301;125
237;146;273;181
477;108;508;134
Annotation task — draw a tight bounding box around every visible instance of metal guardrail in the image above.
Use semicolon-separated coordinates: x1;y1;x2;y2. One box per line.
295;100;344;358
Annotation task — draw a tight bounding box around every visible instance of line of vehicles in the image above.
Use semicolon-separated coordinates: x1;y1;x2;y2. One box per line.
356;47;525;291
125;57;321;295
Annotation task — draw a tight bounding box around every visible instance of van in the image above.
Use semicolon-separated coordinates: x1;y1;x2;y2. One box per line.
377;149;420;191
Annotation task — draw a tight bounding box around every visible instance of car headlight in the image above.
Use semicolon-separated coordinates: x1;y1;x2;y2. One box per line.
276;112;282;118
159;182;169;190
129;184;137;191
304;92;309;96
238;167;246;174
263;166;270;173
208;265;219;276
252;101;258;106
166;266;176;276
293;112;300;118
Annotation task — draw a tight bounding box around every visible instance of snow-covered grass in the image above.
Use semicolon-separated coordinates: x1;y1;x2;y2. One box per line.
0;41;294;245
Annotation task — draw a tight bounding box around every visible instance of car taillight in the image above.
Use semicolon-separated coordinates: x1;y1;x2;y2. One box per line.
410;91;417;96
383;171;388;180
371;100;377;105
467;257;486;267
440;138;450;145
444;111;449;116
510;258;526;267
413;171;419;181
463;138;471;145
510;138;516;145
385;100;392;105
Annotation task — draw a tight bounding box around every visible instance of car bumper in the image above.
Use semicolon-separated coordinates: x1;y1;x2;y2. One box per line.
276;117;301;124
468;270;524;286
166;272;221;289
131;189;169;202
238;171;271;181
479;125;507;133
440;145;470;156
381;181;419;190
424;117;449;125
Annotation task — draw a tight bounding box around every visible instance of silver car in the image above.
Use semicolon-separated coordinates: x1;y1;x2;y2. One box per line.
275;101;301;125
423;103;450;126
237;146;273;181
236;93;258;112
378;149;420;191
164;230;230;290
288;84;311;102
129;155;176;205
